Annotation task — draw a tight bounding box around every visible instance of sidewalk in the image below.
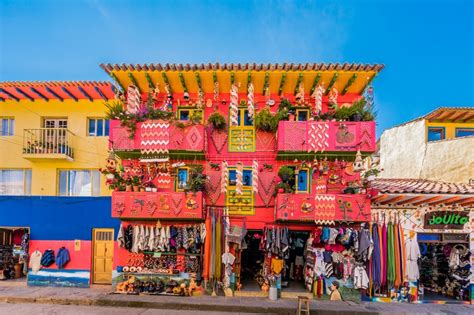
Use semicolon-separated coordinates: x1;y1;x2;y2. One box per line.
0;285;472;314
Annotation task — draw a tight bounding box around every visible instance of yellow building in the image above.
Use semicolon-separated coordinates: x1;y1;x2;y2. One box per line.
0;81;116;196
379;107;474;183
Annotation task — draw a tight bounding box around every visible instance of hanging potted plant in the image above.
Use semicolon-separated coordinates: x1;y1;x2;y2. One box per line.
207;111;227;131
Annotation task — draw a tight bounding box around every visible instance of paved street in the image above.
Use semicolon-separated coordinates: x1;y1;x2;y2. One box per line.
0;303;271;315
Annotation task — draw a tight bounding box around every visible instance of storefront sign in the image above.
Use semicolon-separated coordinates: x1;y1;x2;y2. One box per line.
424;211;469;229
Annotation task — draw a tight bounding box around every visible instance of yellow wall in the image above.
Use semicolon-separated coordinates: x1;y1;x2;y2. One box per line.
0;99;110;196
426;121;474;140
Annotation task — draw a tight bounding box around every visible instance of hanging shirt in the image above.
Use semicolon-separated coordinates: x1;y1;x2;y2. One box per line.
131;225;140;253
222;252;235;265
55;247;70;269
405;236;420;281
353;265;369;289
117;223;125;248
29;250;42;273
314;250;326;276
271;258;284;274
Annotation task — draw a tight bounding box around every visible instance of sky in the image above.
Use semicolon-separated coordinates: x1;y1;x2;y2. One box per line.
0;0;473;135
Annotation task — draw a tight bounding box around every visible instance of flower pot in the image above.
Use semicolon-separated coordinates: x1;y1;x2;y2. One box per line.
269;286;278;300
132;185;140;192
277;188;284;193
145;187;152;192
152;188;158;192
139;187;145;192
125;185;132;192
289;114;295;122
351;113;362;122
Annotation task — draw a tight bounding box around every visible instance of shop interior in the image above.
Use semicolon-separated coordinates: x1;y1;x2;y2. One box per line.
418;233;471;302
239;229;309;292
0;227;30;281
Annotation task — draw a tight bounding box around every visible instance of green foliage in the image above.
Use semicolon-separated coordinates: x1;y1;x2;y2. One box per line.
274;182;294;195
255;108;279;132
278;166;294;183
333;97;376;122
187;165;207;193
190;110;203;124
207;111;227;130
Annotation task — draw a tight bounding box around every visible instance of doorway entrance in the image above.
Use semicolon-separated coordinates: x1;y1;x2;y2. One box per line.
0;226;30;281
92;228;114;284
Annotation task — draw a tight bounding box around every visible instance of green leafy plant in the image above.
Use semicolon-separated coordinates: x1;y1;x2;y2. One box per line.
207;111;227;130
186;165;207;193
278;166;294;183
255;108;279;132
190;110;203;124
274;182;294;195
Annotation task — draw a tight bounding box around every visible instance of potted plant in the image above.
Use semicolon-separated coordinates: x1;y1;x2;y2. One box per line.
125;178;132;192
131;176;141;192
278;166;294;183
255;108;279;133
186;165;207;195
207;111;226;131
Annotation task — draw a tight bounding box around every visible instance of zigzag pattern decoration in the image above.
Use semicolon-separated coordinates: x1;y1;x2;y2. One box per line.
221;161;228;193
307;122;329;153
235;162;243;195
155;172;172;189
205;170;222;205
314;194;336;224
359;123;373;150
140;120;170;161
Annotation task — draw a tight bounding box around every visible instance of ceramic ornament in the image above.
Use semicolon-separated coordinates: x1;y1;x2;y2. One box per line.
328;87;338;107
311;84;324;115
230;83;239;126
221;160;228;193
365;85;374;110
252;159;259;193
247;82;255;121
236;162;243;195
197;88;204;109
126;85;141;114
213;81;219;101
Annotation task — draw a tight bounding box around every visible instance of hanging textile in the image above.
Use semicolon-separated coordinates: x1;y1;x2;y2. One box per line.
215;213;222;280
381;222;387;286
140;121;170;161
203;214;211;280
235;162;243;195
386;222;395;288
252;160;258;193
230;84;239;126
126;85;141;114
311;84;324;115
394;222;401;288
247;82;255;121
398;223;406;281
210;211;216;279
371;222;381;289
405;234;421;281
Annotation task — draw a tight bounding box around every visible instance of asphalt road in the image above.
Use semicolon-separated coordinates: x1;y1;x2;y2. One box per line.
0;303;272;315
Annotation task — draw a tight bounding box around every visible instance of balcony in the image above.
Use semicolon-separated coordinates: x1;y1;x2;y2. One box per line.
111;191;204;220
109;120;206;158
275;193;371;223
277;121;376;157
23;128;74;161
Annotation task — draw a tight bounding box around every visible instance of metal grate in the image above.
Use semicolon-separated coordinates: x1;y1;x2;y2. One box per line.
95;230;113;241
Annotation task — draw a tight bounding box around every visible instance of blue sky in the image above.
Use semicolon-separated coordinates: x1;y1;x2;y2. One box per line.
1;0;472;135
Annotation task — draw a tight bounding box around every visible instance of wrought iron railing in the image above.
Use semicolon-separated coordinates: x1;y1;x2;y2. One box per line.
23;128;74;159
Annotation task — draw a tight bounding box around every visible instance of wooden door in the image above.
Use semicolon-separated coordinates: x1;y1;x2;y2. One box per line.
92;228;114;284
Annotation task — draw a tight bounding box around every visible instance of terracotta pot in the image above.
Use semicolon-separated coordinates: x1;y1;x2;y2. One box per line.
139;187;145;192
132;185;140;192
145;187;152;192
289;114;295;121
151;188;158;192
125;185;132;192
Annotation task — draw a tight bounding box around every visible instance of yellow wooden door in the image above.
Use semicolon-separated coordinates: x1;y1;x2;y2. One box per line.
92;228;114;284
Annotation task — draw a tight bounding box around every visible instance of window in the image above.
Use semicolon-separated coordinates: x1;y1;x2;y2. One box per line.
59;170;100;196
88;118;110;136
177;108;203;123
229;169;252;186
237;108;253;126
44;118;67;129
427;127;445;142
0;118;14;136
455;128;474;138
296;109;310;122
0;169;31;195
176;168;189;191
296;169;310;192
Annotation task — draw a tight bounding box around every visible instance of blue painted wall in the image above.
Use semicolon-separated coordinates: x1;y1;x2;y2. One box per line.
0;196;118;240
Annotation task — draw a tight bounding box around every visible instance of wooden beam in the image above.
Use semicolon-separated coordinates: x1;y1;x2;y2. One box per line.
396;196;424;205
77;86;93;101
412;196;442;206
371;194;388;203
29;87;49;101
459;197;474;206
45;87;64;101
230;71;235;85
341;73;357;95
293;72;304;95
161;72;172;94
278;72;287;96
262;72;269;94
94;86;108;101
61;87;78;102
195;72;202;91
461;113;474;122
15;87;34;101
379;195;406;205
0;88;20;101
127;72;141;93
438;111;457;121
448;110;469;121
309;73;321;95
324;73;338;95
430;196;461;205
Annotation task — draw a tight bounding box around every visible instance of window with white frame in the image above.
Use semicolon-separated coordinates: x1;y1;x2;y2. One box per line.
88;118;110;136
58;170;100;196
0;118;14;136
0;169;31;195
